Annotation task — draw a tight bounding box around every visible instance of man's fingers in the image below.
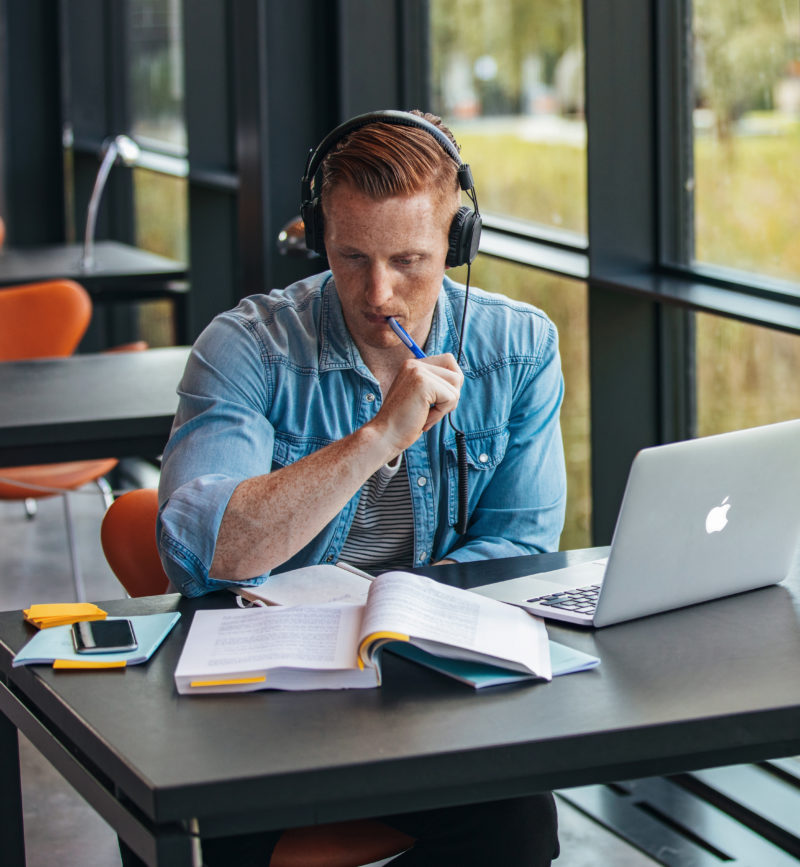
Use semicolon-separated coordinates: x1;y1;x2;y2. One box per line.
420;352;463;380
410;364;460;415
372;354;464;451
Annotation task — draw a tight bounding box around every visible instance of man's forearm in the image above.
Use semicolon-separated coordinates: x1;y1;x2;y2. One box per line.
209;354;462;580
209;423;397;580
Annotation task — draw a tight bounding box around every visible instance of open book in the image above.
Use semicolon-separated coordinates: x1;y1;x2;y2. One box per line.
175;570;551;693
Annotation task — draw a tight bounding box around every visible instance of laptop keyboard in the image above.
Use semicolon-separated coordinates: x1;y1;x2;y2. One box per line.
527;584;601;615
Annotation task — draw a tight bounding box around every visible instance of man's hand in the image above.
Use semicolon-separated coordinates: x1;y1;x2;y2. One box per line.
369;353;463;455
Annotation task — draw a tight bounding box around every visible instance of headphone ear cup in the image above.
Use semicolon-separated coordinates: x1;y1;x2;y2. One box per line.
301;198;326;257
446;206;482;268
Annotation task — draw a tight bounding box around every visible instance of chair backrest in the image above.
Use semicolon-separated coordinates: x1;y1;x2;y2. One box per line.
101;489;170;596
0;279;92;361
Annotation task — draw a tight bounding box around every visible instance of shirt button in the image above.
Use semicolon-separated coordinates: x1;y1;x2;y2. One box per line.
419;552;427;562
326;555;334;562
478;453;489;463
365;393;375;403
417;476;427;487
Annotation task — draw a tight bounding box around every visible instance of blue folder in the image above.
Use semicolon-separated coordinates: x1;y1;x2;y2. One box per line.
13;613;180;668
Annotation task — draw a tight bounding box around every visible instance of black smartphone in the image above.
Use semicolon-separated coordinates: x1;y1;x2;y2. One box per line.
71;619;138;653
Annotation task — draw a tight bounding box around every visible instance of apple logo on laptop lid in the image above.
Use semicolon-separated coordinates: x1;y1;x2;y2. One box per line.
705;496;731;534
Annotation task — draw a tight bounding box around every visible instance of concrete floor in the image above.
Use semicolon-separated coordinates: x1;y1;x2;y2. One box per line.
0;489;658;866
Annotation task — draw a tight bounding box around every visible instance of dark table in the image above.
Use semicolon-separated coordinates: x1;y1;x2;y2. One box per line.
0;346;189;466
1;548;799;866
0;241;189;343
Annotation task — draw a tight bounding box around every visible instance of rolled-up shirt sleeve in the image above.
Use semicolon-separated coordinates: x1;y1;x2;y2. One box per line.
158;313;275;597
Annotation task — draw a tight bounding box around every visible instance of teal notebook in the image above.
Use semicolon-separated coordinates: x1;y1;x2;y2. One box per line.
13;612;181;668
389;640;599;689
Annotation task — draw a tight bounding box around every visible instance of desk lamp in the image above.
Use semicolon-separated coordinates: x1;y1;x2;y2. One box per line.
80;134;141;271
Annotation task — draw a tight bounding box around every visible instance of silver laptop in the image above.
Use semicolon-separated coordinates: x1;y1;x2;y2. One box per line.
473;419;800;627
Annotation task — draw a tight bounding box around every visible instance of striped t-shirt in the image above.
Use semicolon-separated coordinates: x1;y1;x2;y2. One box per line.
339;452;414;572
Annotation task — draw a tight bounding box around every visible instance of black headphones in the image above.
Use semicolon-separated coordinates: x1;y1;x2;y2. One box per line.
300;110;481;268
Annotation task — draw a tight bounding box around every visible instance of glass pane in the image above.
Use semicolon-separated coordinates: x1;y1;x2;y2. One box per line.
133;169;187;346
128;0;186;151
429;0;586;236
463;257;591;549
696;312;800;436
692;1;800;282
132;169;187;261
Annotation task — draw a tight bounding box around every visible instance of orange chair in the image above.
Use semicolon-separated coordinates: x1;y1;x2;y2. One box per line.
0;280;118;600
100;489;415;867
100;489;170;596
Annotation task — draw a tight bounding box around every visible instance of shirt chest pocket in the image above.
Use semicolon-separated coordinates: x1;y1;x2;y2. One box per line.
444;426;510;527
271;430;336;469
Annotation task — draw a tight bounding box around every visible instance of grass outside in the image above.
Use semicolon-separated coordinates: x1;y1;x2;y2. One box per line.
453;128;587;233
693;131;800;436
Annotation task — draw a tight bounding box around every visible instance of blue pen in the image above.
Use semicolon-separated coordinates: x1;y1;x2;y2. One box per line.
386;316;426;359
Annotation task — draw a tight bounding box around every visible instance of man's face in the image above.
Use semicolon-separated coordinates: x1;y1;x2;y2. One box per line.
323;182;453;353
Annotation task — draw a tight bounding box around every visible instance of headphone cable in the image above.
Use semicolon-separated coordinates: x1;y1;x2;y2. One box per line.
448;256;472;536
447;182;480;536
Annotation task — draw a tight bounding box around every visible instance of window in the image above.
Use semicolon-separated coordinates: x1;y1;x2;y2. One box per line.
133;169;187;345
430;0;589;549
429;0;586;236
459;259;591;550
691;0;800;284
690;2;800;437
696;313;800;436
128;0;188;345
129;0;186;152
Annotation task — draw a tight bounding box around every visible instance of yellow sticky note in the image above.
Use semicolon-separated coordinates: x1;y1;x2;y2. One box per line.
189;676;266;687
23;603;107;629
52;659;126;670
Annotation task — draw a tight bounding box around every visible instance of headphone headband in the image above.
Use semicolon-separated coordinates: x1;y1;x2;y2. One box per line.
301;110;470;202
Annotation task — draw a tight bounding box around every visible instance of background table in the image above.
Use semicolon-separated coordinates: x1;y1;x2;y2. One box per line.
0;241;189;343
0;346;189;466
1;548;799;865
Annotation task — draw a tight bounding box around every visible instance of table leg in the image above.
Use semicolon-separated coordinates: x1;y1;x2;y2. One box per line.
187;818;203;867
0;709;26;866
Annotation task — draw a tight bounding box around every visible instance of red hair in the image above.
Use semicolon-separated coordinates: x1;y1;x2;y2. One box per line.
320;111;461;211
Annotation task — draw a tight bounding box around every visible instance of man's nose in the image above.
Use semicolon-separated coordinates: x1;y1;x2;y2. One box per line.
364;262;394;308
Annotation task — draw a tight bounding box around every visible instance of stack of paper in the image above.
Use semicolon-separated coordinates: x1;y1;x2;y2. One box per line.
23;603;107;629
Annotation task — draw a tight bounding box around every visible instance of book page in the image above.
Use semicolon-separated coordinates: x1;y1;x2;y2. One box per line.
234;563;372;607
359;571;550;677
176;603;365;679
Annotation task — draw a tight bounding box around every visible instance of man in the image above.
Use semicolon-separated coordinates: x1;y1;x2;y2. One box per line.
156;110;565;865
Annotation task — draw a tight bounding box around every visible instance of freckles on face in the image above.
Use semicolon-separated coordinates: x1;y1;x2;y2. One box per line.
323;183;453;348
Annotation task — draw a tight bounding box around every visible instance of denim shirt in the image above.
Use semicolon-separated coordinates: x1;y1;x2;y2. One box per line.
158;272;566;597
